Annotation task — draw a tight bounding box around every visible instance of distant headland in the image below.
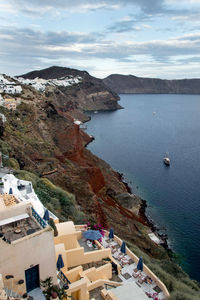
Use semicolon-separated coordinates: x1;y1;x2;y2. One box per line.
103;74;200;94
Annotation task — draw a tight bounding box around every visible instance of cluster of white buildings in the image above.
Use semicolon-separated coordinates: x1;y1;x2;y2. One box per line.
0;75;22;110
0;73;82;111
0;75;22;95
17;75;82;92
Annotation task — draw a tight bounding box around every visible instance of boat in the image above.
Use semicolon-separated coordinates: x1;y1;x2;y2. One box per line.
163;154;170;166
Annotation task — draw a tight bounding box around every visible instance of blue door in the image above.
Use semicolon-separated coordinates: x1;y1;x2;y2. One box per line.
25;265;40;293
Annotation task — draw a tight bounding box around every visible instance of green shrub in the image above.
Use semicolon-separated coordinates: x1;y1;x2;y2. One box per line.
169;291;200;300
14;170;85;223
0;139;12;155
7;158;20;170
14;170;38;187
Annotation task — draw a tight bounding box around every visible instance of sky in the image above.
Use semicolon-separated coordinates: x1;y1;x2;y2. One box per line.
0;0;200;79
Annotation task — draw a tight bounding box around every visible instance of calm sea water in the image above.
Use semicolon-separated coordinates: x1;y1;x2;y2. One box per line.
86;94;200;282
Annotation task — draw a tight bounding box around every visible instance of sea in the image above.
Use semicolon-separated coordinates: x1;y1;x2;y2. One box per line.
86;94;200;282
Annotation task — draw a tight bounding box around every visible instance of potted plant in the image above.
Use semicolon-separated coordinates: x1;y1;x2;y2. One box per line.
40;277;67;300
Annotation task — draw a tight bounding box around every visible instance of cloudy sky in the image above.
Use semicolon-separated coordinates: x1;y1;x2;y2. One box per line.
0;0;200;79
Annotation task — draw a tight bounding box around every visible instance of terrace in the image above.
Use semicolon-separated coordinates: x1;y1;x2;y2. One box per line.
53;223;169;300
0;216;41;243
98;233;168;300
0;174;59;223
0;200;47;244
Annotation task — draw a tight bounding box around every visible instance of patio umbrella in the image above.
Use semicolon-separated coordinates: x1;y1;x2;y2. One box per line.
109;228;114;239
9;187;13;194
57;254;64;271
137;257;143;272
120;241;126;254
43;209;50;222
83;230;102;240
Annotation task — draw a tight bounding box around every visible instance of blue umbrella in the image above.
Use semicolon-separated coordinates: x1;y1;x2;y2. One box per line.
137;257;143;272
9;187;13;194
83;230;102;240
43;209;50;222
57;254;64;271
109;228;114;239
120;241;126;254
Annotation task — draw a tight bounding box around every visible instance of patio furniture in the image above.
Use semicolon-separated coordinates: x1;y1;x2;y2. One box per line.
138;275;147;284
111;248;117;254
113;250;123;260
116;253;124;261
146;276;153;285
92;243;98;250
132;268;140;278
86;240;93;248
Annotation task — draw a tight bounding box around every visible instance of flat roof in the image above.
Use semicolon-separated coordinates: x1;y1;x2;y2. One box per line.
111;282;149;300
0;213;29;226
56;221;75;236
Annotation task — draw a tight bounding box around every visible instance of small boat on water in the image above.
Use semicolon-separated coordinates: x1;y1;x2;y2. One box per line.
163;154;170;166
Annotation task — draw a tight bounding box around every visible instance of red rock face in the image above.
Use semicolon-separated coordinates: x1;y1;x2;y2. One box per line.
84;167;105;193
55;124;83;161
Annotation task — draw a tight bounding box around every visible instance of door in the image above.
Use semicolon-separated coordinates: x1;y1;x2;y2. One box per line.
25;265;40;292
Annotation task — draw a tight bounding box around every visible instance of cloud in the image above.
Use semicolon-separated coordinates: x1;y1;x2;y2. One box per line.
6;0;165;15
107;15;154;33
1;26;199;61
108;19;137;33
1;25;200;77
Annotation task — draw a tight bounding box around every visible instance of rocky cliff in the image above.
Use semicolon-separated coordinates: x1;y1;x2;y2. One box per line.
18;66;122;122
0;69;165;258
1;69;200;299
103;74;200;94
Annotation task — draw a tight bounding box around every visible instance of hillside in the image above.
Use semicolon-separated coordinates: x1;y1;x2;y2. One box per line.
103;74;200;94
0;68;200;299
18;66;122;121
0;70;150;252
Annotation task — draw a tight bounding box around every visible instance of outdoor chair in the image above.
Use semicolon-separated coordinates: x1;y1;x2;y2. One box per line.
119;256;129;267
145;276;153;285
92;243;98;250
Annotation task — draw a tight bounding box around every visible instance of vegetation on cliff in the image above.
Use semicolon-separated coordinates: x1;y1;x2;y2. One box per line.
14;170;85;224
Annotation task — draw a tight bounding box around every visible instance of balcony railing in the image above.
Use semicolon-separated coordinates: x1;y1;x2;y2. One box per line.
31;207;47;229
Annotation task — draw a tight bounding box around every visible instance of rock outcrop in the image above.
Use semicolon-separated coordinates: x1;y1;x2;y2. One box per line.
103;74;200;94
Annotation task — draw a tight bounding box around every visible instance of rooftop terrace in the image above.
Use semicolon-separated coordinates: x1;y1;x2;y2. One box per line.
99;234;167;300
0;216;42;243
